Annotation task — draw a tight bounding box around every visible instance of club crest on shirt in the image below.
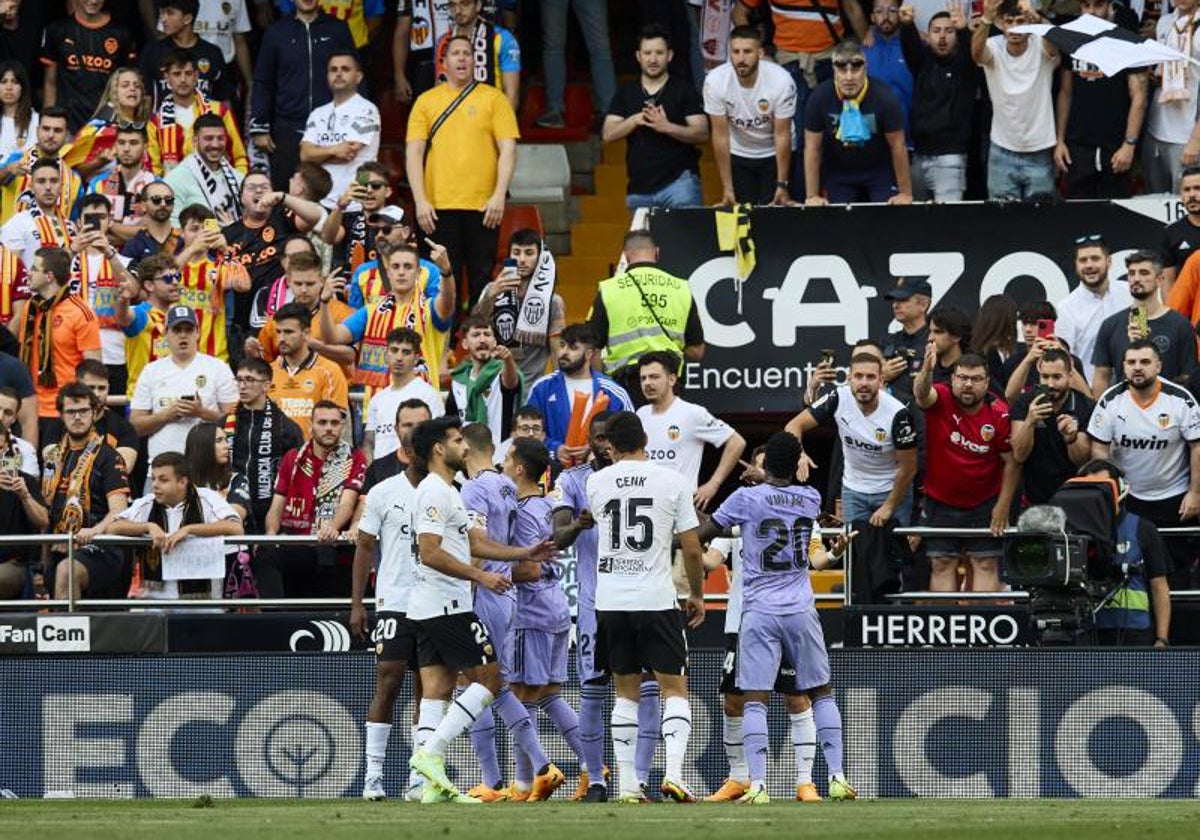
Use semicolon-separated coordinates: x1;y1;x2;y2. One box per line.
104;38;118;55
1159;413;1170;429
667;425;681;442
874;427;886;443
980;424;995;442
198;58;211;74
195;375;207;388
756;98;769;113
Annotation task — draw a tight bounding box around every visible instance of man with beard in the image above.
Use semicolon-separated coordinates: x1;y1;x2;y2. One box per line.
551;411;613;800
1092;251;1197;395
121;181;181;269
786;353;918;527
1161;166;1200;297
1090;341;1200;572
432;0;521;110
163;114;246;225
525;323;631;469
445;316;521;445
148;50;248;177
117;254;183;399
1010;348;1094;504
300;51;381;208
87;124;157;244
268;302;349;438
898;4;976;202
1054;235;1131;383
863;3;913;130
471;228;567;384
803;40;911;205
915;349;1021;593
704;26;796;206
0;107;81;224
602;24;708;210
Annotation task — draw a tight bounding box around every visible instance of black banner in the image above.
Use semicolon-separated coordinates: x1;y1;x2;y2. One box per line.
0;613;166;654
843;605;1035;648
649;199;1177;414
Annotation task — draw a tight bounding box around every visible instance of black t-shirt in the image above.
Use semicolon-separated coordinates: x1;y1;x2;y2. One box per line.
47;442;129;531
1010;389;1095;504
333;210;379;275
1091;308;1198;382
0;473;44;563
879;324;928;405
224;208;294;332
40;15;138;131
140;35;231;111
999;344;1087;396
1064;61;1134;148
900;24;976;155
804;77;905;174
362;454;404;495
607;75;704;195
1160;216;1200;274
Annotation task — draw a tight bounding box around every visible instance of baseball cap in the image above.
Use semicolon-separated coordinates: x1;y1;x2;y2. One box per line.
166;306;199;328
367;205;406;226
883;277;932;301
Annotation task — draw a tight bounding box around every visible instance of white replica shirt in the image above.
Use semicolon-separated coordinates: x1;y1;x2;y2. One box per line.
807;385;917;494
408;471;475;620
117;487;238;600
188;0;252;63
129;352;239;459
365;378;445;458
703;60;797;159
1087;378;1200;501
1;210;71;268
586;458;699;612
638;397;735;493
359;471;421;613
302;93;382;204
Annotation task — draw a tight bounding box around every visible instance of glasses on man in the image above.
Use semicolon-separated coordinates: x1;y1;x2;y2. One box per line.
953;373;987;385
516;424;544;435
61;408;94;419
372;224;396;236
147;195;175;207
366;180;388;190
833;59;866;70
155;272;180;284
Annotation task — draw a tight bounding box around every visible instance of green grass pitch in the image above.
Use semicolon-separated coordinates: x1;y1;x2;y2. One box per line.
2;800;1197;839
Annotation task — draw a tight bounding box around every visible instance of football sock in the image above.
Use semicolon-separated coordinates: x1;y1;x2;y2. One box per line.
791;709;816;785
723;713;749;783
364;722;391;779
636;679;660;783
469;706;502;789
661;695;692;782
494;687;551;771
812;694;845;777
611;697;639;794
579;682;607;786
426;683;492;757
539;694;586;769
742;701;769;787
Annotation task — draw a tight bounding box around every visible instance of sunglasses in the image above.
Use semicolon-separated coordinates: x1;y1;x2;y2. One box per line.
372;224;396;236
117;120;147;131
147;195;175;206
155;272;181;284
365;181;388;190
833;59;866;70
1074;233;1104;244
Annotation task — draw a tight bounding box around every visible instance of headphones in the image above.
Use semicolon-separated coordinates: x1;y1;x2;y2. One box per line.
1076;458;1128;503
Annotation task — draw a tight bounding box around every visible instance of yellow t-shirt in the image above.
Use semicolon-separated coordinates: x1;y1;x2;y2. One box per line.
407;83;520;210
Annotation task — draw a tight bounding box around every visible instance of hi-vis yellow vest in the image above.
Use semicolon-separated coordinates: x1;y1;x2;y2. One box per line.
596;265;692;372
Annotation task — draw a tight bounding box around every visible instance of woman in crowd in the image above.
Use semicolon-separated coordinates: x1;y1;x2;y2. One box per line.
970;294;1020;396
0;61;37;161
65;67;151;178
185;422;254;599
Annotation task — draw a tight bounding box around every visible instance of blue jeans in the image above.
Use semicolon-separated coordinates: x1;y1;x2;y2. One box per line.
626;169;703;209
842;487;913;527
986;142;1055;202
541;0;617;115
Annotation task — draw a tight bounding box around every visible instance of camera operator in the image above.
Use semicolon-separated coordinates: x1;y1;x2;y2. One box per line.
1077;460;1172;648
1010;349;1094;505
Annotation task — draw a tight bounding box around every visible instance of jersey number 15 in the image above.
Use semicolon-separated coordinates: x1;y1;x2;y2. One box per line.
603;497;655;552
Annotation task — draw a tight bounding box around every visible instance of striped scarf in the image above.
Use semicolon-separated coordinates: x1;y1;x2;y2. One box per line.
20;285;69;387
27;201;71;250
44;433;103;536
355;263;390;309
71;252;120;327
156;92;210;168
354;285;428;388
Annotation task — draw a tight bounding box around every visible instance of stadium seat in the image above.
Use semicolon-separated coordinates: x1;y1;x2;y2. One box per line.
494;205;544;268
379;97;408;147
519;83;593;143
509;145;571;204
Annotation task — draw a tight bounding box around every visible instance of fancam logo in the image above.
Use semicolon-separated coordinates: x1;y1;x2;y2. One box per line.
289;620;351;653
36;617;90;652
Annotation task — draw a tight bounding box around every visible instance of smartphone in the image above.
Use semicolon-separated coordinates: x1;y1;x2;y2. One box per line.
820;348;836;366
82;212;104;231
502;257;518;280
203;218;220;234
1130;306;1149;335
356;170;370;186
1036;318;1055;339
180;394;197;402
1031;383;1053;403
817;513;843;530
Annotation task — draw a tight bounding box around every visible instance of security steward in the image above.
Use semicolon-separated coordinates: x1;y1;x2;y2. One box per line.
586;229;705;406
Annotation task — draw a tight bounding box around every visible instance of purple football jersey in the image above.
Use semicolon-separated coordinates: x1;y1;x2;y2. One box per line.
712;482;821;615
514;494;570;632
462;469;518;603
553;463;598;611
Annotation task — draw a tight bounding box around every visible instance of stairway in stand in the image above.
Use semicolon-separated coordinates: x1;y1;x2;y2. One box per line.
555;139;724;322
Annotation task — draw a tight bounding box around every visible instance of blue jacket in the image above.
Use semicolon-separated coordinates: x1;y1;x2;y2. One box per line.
250;13;357;135
525;370;632;458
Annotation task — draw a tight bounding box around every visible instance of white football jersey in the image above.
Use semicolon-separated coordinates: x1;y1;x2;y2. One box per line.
358;471;420;613
637;397;735;493
408;472;475;620
807;385;917;495
1087;378;1200;501
586;459;699;612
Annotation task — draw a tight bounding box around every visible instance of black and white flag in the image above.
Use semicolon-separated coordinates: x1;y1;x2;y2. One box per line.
1011;14;1191;77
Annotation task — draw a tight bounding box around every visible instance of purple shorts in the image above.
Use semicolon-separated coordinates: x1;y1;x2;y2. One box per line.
575;604;605;683
474;593;515;680
509;627;570;686
736;609;830;693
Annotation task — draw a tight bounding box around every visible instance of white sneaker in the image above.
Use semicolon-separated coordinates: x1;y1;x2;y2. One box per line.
362;775;386;801
405;779;425;802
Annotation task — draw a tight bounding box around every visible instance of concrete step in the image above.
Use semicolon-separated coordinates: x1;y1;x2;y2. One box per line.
556;256;616;321
569;222;628;259
594;163;628;195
